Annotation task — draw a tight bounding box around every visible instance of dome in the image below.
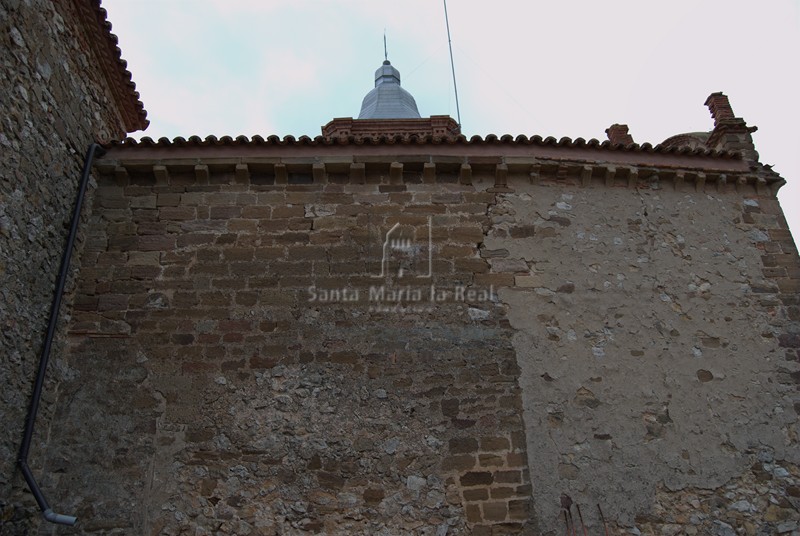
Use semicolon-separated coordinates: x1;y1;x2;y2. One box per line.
659;131;711;150
358;61;421;119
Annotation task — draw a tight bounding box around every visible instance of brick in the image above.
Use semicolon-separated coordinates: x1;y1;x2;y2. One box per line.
490;487;517;499
171;333;194;345
481;437;510;451
198;334;220;344
235;292;258;306
432;192;463;204
156;193;180;206
130;195;156;209
180;192;203;205
769;229;795;241
236;193;257;205
286;246;328;261
255;192;285;204
218;319;252;331
205;192;238;205
508;499;530;520
475;273;515;286
137;235;176;251
515;484;532;495
97;294;128;311
313;216;358;230
464;192;496;203
111;281;146;294
776;278;800;293
177;233;216;248
223;332;243;343
454;258;490;273
442;455;476;471
466;504;482;523
159;207;196;220
270;261;313;276
210;206;241;219
272;205;305;218
182;361;216;373
392;204;440;215
387;193;413;203
129;251;161;266
378;184;406;193
479;454;505;467
460;471;493;486
241;206;271;219
254;247;286;261
274;232;310;244
173;292;198;307
284;192;319;204
107;236;135;251
194;264;229;276
449;437;479;454
506;453;526;468
197;249;222;262
494;470;521;484
227;219;258;233
442;226;484;243
482;501;508;522
441;245;477;257
223;248;254;262
463;488;489;501
250;355;279;369
130;265;161;279
199;292;231;306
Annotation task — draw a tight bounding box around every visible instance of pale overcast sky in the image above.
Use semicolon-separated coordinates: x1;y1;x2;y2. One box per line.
104;0;800;234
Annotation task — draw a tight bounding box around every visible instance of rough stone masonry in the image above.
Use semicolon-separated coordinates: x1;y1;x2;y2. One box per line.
27;119;799;535
3;1;800;535
1;1;145;533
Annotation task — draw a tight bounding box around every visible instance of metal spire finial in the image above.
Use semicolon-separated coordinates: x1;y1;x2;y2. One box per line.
384;30;388;62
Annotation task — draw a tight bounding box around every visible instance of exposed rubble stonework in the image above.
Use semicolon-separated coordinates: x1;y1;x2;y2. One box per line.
0;0;145;533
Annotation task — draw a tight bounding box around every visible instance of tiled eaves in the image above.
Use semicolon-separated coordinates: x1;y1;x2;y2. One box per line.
98;135;784;197
103;133;757;176
111;133;741;159
73;0;148;132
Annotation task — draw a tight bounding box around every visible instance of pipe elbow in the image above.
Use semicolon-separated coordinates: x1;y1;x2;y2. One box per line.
42;509;77;526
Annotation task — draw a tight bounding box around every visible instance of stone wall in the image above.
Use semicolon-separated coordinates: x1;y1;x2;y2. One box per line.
36;154;800;534
0;1;135;532
42;166;534;534
490;177;800;534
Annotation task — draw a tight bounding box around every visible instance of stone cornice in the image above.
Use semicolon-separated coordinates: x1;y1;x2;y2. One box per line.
96;150;783;197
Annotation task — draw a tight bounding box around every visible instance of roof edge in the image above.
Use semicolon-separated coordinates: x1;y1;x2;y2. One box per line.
73;0;149;134
107;132;743;160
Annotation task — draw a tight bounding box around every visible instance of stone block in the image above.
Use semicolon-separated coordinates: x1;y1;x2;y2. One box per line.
482;501;508;522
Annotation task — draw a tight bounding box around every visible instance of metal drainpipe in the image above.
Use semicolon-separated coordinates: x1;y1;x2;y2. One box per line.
17;143;106;526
